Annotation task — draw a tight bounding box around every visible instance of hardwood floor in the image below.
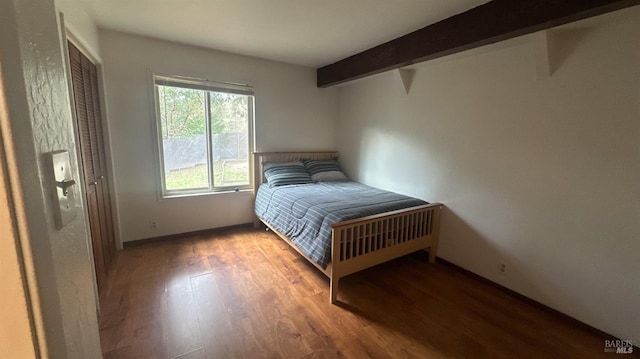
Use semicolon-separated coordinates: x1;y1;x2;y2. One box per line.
99;227;633;359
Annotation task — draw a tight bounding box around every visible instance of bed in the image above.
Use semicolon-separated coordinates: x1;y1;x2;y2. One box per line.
253;151;442;303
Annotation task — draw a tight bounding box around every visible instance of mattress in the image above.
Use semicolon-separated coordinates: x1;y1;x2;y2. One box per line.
254;181;427;268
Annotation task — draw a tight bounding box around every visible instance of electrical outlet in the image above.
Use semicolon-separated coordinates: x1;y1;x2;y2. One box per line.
499;263;507;274
150;221;158;230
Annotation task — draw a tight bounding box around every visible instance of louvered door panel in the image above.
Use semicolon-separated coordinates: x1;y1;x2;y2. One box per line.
86;191;106;289
69;47;97;186
68;42;115;294
81;58;111;269
86;58;115;267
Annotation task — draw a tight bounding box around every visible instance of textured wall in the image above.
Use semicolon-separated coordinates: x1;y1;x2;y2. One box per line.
337;8;640;343
1;0;102;357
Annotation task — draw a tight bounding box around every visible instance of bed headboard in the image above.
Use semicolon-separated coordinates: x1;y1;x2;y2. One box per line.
252;151;339;195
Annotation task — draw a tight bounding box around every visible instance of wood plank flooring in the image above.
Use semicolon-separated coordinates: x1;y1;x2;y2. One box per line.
99;227;634;359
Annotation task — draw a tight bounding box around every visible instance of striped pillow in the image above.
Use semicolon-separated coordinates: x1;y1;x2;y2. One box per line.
302;159;349;182
263;162;313;187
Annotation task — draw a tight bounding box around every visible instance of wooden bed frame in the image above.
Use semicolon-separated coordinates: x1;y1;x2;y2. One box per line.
252;151;442;304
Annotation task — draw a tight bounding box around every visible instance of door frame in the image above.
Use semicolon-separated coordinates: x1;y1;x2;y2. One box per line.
0;50;40;359
58;12;122;311
60;14;122;251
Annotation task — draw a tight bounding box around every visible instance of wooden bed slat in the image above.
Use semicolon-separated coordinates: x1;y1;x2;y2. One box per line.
340;229;348;260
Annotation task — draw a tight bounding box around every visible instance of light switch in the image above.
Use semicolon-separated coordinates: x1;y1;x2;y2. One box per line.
48;150;77;229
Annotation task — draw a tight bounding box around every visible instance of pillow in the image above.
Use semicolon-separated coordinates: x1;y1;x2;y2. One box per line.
263;161;313;187
302;159;349;182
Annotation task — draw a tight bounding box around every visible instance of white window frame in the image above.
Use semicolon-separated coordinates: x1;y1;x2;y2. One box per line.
152;74;255;198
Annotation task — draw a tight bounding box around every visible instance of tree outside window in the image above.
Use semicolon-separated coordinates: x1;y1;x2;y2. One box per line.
154;75;253;196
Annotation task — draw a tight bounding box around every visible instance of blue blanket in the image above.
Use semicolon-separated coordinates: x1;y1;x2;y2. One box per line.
255;181;427;268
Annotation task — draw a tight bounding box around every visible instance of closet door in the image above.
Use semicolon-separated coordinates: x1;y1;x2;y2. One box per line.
68;42;115;292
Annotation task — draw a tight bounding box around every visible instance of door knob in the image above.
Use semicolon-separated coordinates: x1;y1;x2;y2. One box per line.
56;179;77;196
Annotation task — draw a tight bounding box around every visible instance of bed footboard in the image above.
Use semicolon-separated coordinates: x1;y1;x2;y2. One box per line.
329;203;442;303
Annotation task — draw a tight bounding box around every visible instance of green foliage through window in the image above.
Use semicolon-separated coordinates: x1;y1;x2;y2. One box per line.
155;76;253;194
158;86;206;139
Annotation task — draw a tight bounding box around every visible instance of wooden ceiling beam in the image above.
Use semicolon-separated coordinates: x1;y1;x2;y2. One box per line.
316;0;640;87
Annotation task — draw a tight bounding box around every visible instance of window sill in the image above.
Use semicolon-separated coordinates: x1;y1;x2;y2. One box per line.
162;188;253;200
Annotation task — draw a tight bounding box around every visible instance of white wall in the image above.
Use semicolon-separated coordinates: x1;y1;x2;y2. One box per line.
100;30;338;242
0;0;102;357
336;8;640;343
54;0;101;59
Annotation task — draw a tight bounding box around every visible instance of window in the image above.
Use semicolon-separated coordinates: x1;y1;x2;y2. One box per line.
153;75;254;196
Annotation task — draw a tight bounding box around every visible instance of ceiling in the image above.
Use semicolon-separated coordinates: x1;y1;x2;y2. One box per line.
76;0;489;68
